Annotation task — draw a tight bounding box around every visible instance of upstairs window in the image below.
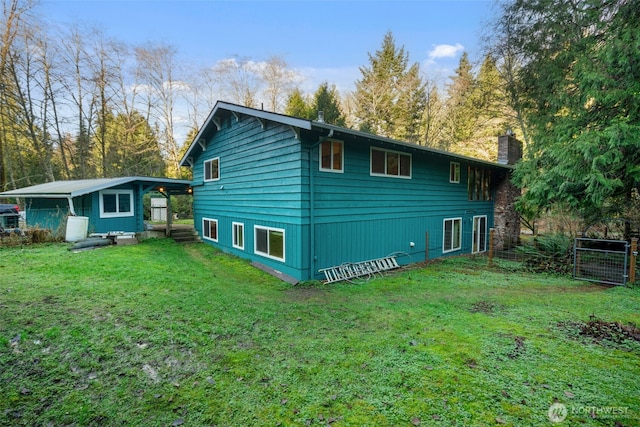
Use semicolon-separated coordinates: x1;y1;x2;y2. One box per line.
99;190;134;218
320;140;343;172
450;162;460;183
468;166;492;201
371;148;411;178
204;157;220;181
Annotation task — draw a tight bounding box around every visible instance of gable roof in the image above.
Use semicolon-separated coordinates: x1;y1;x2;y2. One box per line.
0;177;192;199
180;100;512;170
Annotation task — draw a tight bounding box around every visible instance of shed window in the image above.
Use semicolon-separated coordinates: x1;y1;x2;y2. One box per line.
370;148;411;178
99;189;134;218
320;140;343;172
204;158;220;181
254;225;285;262
443;218;462;253
450;162;460;183
203;218;218;242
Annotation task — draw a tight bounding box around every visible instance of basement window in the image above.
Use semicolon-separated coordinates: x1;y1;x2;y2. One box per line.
254;225;285;262
232;222;244;250
99;189;134;218
204;157;220;181
443;217;462;253
202;217;218;242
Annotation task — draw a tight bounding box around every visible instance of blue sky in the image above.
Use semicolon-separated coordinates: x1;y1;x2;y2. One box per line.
39;0;495;94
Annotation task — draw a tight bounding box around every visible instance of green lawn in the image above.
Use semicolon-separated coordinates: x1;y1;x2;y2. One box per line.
1;240;638;426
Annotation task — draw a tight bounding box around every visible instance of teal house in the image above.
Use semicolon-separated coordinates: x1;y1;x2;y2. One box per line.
0;177;191;237
181;101;521;283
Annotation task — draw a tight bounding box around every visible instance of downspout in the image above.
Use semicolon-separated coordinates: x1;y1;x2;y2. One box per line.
67;196;77;216
309;129;334;279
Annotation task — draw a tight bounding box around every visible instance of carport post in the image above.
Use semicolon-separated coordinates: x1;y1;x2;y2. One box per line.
630;238;638;284
165;195;173;237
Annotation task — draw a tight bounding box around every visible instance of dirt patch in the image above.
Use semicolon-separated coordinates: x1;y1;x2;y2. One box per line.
557;316;640;350
507;336;527;359
469;300;506;315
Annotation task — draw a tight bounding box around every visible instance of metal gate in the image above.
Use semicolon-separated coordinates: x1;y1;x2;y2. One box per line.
573;238;629;285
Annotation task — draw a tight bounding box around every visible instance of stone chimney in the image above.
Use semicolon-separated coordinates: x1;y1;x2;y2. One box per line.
497;132;522;165
494;133;523;250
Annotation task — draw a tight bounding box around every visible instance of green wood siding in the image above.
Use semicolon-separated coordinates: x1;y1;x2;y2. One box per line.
24;184;144;237
190;112;502;282
307;139;496;276
192;115;308;280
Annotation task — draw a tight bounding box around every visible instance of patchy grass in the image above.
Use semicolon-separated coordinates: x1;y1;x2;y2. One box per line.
1;240;639;426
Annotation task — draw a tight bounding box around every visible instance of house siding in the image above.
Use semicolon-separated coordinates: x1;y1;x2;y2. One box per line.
192;115;308;279
308;139;495;275
187;103;509;282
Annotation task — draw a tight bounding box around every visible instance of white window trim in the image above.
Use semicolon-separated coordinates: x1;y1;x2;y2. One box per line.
254;225;286;262
443;217;462;253
202;217;218;242
472;215;487;254
204;157;220;182
232;221;245;250
450;162;461;183
370;147;412;179
99;189;134;218
319;140;344;173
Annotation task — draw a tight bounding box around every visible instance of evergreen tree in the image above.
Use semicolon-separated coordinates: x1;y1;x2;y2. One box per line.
444;52;476;145
354;32;426;141
491;0;640;226
94;110;165;177
310;82;345;126
284;88;311;119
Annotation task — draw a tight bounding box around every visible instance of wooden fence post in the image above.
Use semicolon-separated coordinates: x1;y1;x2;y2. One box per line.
630;238;638;284
489;228;495;267
425;232;429;262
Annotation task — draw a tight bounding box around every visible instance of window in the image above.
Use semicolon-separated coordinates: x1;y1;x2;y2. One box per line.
320;140;343;172
202;217;218;242
99;189;134;218
468;166;492;201
254;225;285;261
472;215;487;254
232;222;244;250
204;157;220;181
450;162;460;183
370;148;411;178
443;218;462;253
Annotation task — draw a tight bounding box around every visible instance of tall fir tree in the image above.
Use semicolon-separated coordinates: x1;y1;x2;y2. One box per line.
444;52;476;146
284;88;311;119
354;32;426;141
490;0;640;228
310;82;345;126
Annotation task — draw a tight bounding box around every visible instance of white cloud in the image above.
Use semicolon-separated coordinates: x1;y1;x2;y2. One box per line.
428;43;464;60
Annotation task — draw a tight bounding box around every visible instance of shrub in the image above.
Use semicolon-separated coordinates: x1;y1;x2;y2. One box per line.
516;233;573;274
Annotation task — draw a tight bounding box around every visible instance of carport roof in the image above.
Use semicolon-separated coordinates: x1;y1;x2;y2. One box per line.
0;177;192;199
